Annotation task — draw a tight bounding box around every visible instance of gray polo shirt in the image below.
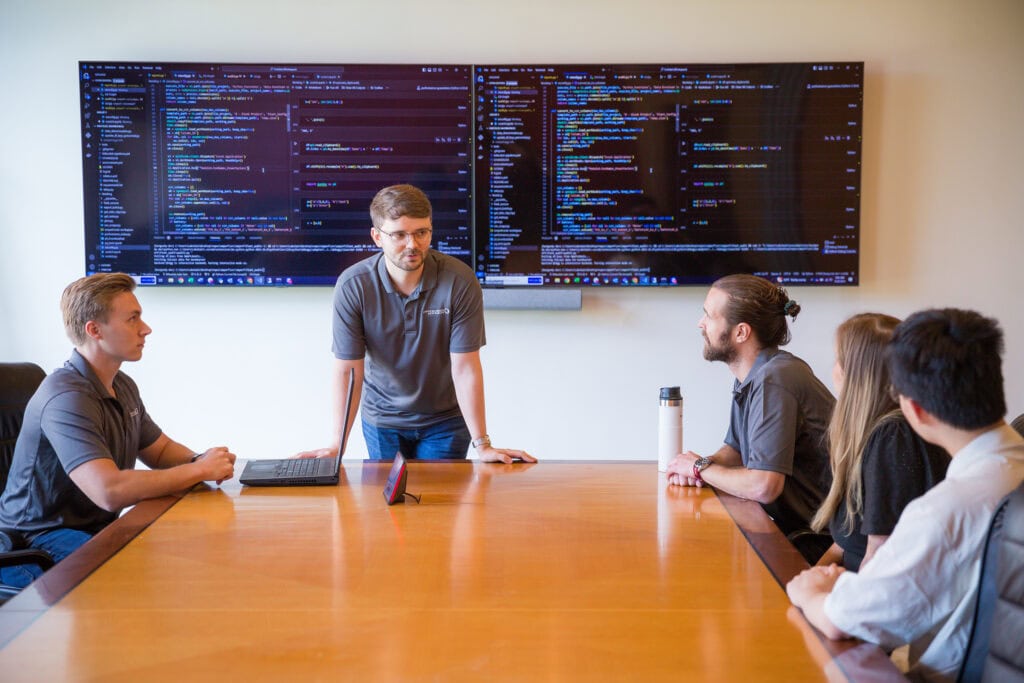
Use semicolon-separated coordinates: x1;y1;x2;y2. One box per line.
332;250;485;429
0;349;162;537
724;347;835;538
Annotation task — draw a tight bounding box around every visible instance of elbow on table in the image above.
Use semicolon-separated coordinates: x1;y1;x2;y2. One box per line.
816;618;852;641
70;460;141;513
87;487;130;513
749;473;785;505
85;478;142;513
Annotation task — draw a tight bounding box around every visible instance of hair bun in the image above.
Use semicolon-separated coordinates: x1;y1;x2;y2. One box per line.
783;299;801;319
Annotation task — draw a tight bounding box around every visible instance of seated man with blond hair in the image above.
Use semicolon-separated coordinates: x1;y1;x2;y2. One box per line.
0;273;236;586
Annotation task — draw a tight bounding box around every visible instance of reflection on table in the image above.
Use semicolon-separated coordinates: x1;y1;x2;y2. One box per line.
0;460;905;682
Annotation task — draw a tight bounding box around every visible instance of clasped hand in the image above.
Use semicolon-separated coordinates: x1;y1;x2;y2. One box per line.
786;564;846;608
665;451;702;487
192;446;236;483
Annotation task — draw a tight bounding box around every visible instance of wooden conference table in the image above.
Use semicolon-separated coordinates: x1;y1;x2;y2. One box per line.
0;461;904;682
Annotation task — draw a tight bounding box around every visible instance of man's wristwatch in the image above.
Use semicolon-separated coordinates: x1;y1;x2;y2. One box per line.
692;456;713;483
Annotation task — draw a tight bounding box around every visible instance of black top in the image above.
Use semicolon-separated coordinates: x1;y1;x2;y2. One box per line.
829;415;950;571
1011;413;1024;437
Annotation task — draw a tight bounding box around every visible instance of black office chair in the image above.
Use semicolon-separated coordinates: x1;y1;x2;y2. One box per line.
958;478;1024;682
1011;413;1024;438
0;362;54;605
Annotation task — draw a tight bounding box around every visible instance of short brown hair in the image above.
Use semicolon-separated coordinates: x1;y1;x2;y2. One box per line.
369;184;432;229
61;273;137;346
712;274;800;348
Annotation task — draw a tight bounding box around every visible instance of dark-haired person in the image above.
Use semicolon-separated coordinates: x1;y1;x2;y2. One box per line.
787;308;1024;682
0;273;236;588
666;274;835;563
811;313;949;572
297;184;534;464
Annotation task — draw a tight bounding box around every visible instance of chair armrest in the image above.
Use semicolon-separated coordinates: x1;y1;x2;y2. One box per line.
0;549;55;570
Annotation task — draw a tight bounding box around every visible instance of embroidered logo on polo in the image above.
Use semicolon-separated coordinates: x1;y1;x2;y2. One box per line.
423;308;451;316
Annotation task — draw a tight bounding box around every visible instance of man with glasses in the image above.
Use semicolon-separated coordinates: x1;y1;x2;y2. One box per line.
300;184;534;463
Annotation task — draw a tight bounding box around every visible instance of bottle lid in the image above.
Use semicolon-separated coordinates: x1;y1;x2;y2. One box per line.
659;386;681;400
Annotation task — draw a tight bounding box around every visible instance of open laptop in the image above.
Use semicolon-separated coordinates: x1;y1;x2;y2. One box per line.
240;367;355;486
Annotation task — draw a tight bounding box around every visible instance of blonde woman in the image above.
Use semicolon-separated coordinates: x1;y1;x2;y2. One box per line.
812;313;949;571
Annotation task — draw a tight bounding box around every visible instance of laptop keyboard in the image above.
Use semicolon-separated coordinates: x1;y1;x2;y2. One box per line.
275;459;322;477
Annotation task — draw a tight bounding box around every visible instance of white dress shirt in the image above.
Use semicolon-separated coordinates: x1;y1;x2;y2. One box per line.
824;423;1024;682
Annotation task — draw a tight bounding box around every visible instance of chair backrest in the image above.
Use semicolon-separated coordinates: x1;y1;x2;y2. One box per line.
0;362;46;489
958;479;1024;683
984;482;1024;681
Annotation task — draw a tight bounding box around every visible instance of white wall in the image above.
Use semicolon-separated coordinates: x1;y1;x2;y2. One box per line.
1;0;1022;462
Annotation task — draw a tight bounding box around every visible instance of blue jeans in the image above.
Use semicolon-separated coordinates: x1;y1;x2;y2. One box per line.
0;528;92;588
362;415;471;460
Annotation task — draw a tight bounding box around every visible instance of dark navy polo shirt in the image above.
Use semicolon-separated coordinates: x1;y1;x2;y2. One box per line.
0;349;162;536
724;347;835;538
332;250;485;429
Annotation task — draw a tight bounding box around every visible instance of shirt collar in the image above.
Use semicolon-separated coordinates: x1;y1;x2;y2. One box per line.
375;250;437;298
67;348;117;400
732;347;781;402
946;423;1022;477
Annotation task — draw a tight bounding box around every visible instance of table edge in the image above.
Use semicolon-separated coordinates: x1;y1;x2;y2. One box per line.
0;463;908;681
0;493;183;646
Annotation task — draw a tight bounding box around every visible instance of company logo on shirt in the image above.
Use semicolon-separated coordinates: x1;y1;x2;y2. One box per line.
423;307;451;316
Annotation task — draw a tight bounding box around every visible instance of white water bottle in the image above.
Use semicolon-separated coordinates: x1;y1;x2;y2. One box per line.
658;386;683;472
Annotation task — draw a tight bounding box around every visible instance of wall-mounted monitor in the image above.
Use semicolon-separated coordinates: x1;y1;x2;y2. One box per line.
474;62;862;287
79;62;473;285
79;61;861;288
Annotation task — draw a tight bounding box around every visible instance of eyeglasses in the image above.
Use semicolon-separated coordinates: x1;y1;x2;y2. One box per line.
376;227;432;244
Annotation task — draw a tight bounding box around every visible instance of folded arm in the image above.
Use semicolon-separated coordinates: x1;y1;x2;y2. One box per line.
69;433;236;512
666;444;785;504
786;565;852;641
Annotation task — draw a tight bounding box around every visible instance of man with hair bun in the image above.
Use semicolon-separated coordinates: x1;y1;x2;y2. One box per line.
666;274;835;563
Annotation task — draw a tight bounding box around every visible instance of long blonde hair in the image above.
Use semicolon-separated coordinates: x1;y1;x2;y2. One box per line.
811;313;902;534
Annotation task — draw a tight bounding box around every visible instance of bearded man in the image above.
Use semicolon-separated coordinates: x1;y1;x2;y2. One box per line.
666;274;835;563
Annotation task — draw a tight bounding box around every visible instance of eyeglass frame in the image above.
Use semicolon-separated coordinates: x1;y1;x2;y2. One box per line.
375;227;433;244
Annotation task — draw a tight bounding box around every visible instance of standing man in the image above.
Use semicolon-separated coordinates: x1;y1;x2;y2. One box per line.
301;184;534;463
0;273;236;587
666;274;834;562
787;309;1024;682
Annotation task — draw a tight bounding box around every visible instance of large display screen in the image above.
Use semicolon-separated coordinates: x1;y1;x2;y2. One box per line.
474;63;862;287
80;62;472;285
79;61;862;287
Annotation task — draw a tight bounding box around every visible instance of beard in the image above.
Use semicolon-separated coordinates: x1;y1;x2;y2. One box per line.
703;328;738;363
387;247;424;272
